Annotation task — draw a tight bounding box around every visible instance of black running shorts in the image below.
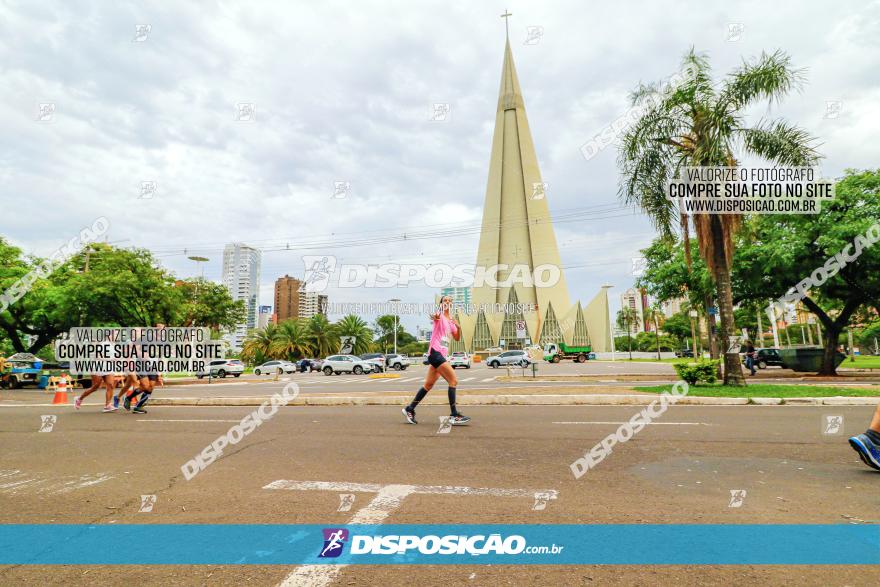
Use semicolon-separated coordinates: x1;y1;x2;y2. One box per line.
427;349;447;368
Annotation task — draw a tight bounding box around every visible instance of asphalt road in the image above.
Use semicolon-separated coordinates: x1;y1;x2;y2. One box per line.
40;362;873;401
1;403;878;585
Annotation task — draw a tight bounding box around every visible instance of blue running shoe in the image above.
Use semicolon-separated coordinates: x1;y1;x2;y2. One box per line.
848;434;880;471
113;396;120;409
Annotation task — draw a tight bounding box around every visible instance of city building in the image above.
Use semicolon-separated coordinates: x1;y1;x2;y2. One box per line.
257;305;273;329
298;290;328;319
661;297;685;319
274;275;303;322
455;36;610;352
416;325;431;342
619;288;647;335
221;243;261;351
440;287;471;311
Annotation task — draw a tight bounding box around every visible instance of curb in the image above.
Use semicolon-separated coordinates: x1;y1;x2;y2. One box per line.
149;395;880;407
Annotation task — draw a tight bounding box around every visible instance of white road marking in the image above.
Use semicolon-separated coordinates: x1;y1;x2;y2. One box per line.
460;377;476;382
481;377;496;382
399;377;420;383
552;421;713;426
136;419;239;423
0;470;113;495
266;480;558;587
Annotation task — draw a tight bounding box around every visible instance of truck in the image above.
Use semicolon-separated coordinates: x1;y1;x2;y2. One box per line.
543;342;592;363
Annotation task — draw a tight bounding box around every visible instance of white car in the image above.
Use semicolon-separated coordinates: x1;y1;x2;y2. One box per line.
449;352;472;369
253;360;297;375
322;355;377;376
196;359;245;378
385;354;410;370
485;350;531;368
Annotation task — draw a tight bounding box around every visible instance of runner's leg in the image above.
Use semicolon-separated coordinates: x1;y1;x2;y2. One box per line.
434;362;460;415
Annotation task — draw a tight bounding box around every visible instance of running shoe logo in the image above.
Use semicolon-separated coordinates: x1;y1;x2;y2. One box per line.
319;528;349;558
302;256;336;292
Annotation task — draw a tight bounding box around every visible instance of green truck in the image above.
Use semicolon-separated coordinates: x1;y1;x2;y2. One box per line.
543;342;592;363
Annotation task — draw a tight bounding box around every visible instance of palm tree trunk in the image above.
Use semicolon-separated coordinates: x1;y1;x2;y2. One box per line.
654;318;661;360
709;219;745;386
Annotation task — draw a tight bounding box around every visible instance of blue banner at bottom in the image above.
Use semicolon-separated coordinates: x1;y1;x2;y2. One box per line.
0;524;878;565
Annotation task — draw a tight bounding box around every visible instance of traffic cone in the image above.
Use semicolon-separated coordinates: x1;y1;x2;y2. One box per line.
52;374;69;405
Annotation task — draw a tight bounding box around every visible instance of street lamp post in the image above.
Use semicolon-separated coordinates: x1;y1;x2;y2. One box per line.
601;285;615;361
389;298;401;354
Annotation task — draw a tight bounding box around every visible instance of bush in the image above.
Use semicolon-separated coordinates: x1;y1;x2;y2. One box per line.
673;359;720;385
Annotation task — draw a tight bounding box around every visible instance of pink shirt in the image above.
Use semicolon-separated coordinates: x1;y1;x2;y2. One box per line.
429;314;458;357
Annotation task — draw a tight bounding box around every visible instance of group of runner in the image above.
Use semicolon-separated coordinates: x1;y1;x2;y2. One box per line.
74;371;160;414
73;323;164;414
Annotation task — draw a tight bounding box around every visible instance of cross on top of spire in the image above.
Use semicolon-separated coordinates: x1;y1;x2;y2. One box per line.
501;9;512;39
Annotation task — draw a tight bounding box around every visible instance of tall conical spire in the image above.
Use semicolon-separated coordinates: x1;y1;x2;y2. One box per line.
471;37;571;340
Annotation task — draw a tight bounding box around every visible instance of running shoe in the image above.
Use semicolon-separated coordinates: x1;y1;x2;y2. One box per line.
848;434;880;471
74;396;82;410
132;407;148;414
123;395;132;411
402;406;417;424
112;396;120;409
449;414;471;425
102;405;118;413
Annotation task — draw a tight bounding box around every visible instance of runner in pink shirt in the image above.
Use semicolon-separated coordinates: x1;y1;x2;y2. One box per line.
403;295;470;425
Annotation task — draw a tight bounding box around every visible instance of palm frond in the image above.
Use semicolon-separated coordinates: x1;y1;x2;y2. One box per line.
718;49;806;112
738;119;821;166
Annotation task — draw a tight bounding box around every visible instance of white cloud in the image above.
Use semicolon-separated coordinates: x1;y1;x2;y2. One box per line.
1;0;877;329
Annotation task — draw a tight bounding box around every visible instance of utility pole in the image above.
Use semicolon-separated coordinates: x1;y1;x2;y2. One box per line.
756;308;764;348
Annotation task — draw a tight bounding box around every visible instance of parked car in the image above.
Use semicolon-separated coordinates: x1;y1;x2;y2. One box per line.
359;353;386;373
322;355;377;375
742;348;784;369
384;353;410;370
297;358;322;372
196;359;245;378
449;352;472;369
253;360;297;375
675;349;694;358
485;350;531;368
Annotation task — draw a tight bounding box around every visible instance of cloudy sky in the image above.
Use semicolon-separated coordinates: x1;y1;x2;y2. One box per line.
3;0;879;331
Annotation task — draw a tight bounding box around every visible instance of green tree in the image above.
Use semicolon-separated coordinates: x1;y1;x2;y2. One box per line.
644;304;665;359
334;315;373;355
734;170;880;374
241;323;279;365
175;278;246;332
616;307;639;360
270;319;313;361
662;310;693;344
0;242;180;353
619;48;820;384
306;314;338;358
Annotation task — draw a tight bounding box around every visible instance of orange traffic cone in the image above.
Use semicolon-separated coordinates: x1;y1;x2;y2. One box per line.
52;374;69;405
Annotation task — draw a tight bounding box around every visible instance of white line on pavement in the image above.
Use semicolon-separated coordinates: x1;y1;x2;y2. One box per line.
552;421;713;426
481;377;496;382
136;419;240;423
460;377;475;382
266;480;558;587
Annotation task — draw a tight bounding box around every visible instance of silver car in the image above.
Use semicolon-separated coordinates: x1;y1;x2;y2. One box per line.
485;350;530;368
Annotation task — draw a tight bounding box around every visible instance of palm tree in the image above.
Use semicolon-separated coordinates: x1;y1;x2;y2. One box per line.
306;314;338;358
616;307;639;360
240;323;278;364
619;48;820;385
334;314;373;355
645;304;665;360
270;319;313;361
